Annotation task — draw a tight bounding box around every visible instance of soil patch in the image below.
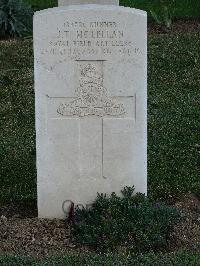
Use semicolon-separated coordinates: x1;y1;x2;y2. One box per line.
0;217;75;258
0;194;199;257
169;193;200;252
148;19;200;35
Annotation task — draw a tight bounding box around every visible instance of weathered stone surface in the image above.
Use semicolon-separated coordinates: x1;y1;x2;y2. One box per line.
58;0;119;6
34;4;147;219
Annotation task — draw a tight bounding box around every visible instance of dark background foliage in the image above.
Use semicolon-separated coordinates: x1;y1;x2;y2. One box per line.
23;0;200;18
0;0;199;38
0;0;33;38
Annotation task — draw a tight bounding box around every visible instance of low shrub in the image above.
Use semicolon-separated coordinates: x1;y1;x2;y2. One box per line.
0;0;33;38
71;186;181;252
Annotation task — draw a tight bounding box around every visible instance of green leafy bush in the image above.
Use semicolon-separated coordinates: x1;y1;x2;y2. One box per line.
0;0;33;38
72;187;181;252
149;0;176;28
23;0;56;10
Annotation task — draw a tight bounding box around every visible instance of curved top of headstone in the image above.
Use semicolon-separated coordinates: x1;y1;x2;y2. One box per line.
58;0;119;6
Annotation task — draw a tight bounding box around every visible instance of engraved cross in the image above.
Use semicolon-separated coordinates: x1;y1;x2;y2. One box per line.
47;61;136;179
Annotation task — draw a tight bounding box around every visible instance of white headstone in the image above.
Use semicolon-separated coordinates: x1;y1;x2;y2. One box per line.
34;1;147;219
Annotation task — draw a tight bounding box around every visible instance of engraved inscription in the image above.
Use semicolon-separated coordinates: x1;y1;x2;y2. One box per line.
57;63;126;117
40;20;141;59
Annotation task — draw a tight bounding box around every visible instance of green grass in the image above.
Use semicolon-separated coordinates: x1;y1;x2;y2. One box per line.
0;33;200;204
148;34;200;199
23;0;200;18
0;251;200;265
0;39;36;204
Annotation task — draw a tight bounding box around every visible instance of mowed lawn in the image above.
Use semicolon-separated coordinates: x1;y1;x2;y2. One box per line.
0;32;199;205
1;251;200;266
